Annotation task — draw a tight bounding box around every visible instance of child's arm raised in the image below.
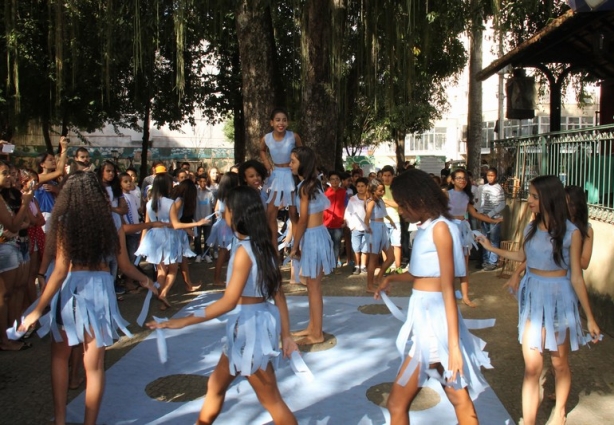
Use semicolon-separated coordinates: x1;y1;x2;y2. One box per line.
433;221;463;382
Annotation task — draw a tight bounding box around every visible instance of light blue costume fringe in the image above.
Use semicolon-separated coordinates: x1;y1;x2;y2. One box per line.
266;167;295;207
366;221;390;254
135;227;183;264
295;224;335;282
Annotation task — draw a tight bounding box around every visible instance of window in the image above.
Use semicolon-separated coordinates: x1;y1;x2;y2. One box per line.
405;128;447;152
482;122;495;148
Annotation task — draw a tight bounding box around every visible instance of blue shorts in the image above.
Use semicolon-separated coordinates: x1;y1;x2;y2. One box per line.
0;242;22;273
386;222;401;246
351;230;368;253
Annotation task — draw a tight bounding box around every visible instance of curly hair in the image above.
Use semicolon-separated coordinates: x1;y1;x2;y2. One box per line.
291;146;321;200
238;160;267;186
47;171;119;268
524;175;569;268
390;169;452;221
226;186;281;300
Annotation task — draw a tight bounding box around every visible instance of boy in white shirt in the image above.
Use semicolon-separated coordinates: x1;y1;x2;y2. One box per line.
344;177;369;274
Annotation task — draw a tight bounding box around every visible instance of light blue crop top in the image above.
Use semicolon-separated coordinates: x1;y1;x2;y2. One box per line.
265;131;296;164
524;220;577;271
448;190;469;217
408;217;467;277
146;197;174;222
295;181;330;215
369;199;387;220
226;237;265;297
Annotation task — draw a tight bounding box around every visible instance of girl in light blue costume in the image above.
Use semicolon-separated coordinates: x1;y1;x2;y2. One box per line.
376;169;492;425
260;108;303;247
288;146;335;345
148;186;298;425
136;173;207;310
170;179;210;292
364;179;397;293
478;175;600;425
447;168;502;307
207;172;241;287
20;171;156;425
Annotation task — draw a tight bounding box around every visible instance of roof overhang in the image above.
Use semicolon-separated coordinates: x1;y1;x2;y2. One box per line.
477;9;614;81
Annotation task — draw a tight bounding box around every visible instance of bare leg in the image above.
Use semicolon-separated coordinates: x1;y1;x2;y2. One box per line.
266;198;279;250
460;256;476;308
549;333;571;425
441;380;478;424
294;273;324;344
197;354;237;425
247;363;297;425
156;264;171;310
69;345;84;389
82;333;106;425
393;245;402;269
8;262;28;324
366;253;378;292
181;256;202;292
0;269;26;351
343;226;352;265
376;246;396;283
386;355;421;425
25;250;40;306
159;263;178;309
212;248;229;286
521;321;545;425
50;333;72;425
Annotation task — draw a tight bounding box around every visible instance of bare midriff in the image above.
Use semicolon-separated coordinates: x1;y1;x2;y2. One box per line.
238;296;266;305
306;211;324;228
413;277;443;292
71;263;110;273
274;162;290;167
452;215;466;220
528;268;567;277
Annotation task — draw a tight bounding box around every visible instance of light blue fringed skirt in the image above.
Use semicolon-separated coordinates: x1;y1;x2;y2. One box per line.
175;229;196;258
452;219;476;256
395;290;492;396
296;224;335;280
266;167;295;207
207;217;233;250
135;227;183;265
366;221;390;254
222;302;281;376
518;271;587;352
37;270;131;348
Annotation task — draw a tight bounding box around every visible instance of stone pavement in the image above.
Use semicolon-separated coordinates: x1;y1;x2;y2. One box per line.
1;260;612;424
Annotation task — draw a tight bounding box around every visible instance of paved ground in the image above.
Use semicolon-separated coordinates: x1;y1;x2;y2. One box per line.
1;258;612;424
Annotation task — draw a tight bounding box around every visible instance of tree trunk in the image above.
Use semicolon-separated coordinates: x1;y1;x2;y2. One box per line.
466;1;483;179
235;0;280;160
231;50;246;164
395;130;406;172
300;0;338;172
139;100;151;187
41;119;53;153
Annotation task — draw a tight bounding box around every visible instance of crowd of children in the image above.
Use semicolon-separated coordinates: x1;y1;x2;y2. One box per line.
0;107;604;425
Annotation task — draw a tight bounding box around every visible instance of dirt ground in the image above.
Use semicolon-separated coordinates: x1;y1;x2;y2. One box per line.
1;257;612;424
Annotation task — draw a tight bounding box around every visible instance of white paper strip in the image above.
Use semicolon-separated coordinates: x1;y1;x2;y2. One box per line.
153;316;169;364
289;351;314;383
136;282;161;327
380;292;406;322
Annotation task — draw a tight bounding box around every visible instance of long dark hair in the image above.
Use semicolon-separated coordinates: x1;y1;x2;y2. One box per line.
291;146;321;200
150;173;173;213
216;171;240;204
391;169;452;220
35;152;54;173
524;175;569;267
47;171;119;268
171;179;197;220
226;186;281;300
448;168;473;204
565;185;589;240
96;160;122;199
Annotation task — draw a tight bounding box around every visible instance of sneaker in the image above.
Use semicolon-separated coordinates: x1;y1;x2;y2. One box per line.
395;267;405;274
204;255;213;263
360;267;367;274
195;255;202;263
483;263;497;271
352;267;360;275
115;285;126;295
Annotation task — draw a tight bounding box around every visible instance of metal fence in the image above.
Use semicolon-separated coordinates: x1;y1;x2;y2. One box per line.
494;124;614;224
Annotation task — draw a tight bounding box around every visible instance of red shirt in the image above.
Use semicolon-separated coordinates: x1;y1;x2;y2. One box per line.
323;186;347;229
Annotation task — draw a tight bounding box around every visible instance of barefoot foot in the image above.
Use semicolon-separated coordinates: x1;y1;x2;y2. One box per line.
295;335;325;345
185;282;202;292
291;328;310;337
